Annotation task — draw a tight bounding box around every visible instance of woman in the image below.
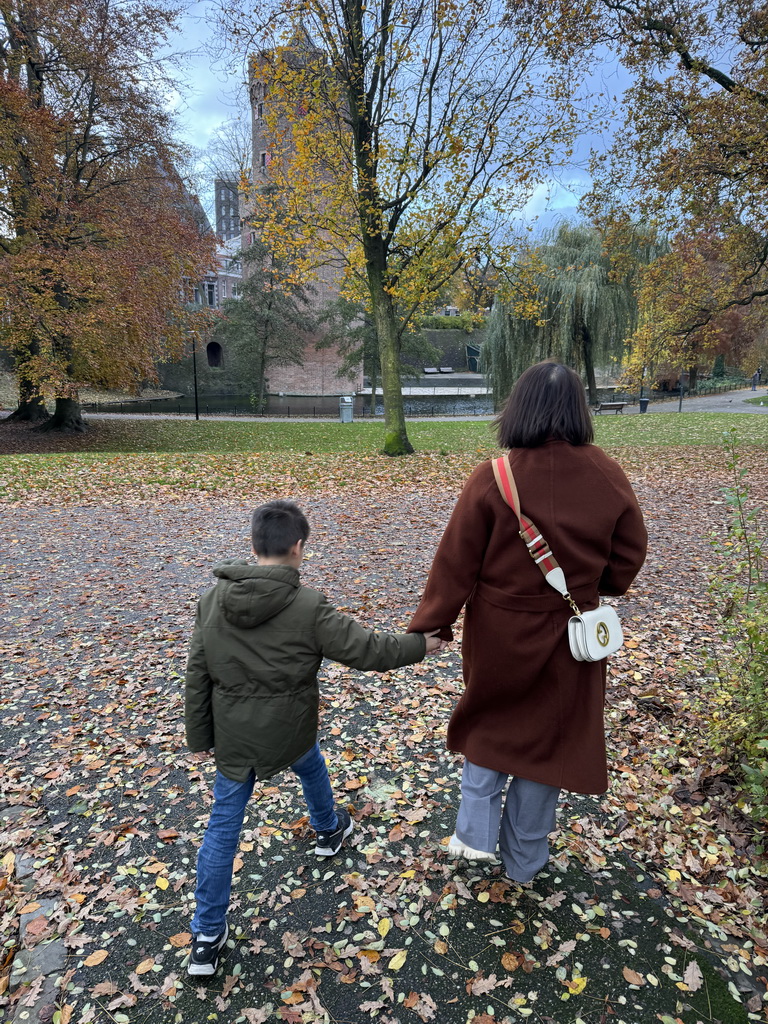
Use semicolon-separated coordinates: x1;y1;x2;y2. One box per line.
408;360;647;883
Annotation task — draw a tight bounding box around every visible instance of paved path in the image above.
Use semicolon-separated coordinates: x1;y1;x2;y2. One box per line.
2;495;762;1024
609;387;768;415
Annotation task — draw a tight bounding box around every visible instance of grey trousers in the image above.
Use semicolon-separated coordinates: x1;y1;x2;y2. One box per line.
455;759;560;883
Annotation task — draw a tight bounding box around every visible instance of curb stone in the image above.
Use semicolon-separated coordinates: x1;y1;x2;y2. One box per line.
9;969;61;1024
19;899;59;947
2;828;68;1024
9;943;65;1024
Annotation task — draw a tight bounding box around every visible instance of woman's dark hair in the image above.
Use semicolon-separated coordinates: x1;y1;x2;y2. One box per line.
251;499;310;556
495;360;594;448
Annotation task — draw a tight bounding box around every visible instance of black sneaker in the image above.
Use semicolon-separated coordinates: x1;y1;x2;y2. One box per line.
314;807;353;856
187;922;229;977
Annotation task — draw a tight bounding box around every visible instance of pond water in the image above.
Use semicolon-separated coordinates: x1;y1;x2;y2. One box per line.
82;393;494;418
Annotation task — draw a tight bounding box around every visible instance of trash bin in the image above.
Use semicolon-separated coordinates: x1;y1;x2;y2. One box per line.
339;396;353;423
639;398;650;413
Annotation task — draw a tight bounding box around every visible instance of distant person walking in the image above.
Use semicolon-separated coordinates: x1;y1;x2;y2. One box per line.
752;370;760;390
408;360;647;885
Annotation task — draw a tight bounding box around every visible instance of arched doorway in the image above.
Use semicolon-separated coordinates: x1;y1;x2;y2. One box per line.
206;341;223;368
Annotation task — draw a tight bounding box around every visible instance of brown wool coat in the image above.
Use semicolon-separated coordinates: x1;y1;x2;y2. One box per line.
408;441;647;795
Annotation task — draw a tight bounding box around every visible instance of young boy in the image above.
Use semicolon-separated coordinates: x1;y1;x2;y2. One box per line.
184;499;440;976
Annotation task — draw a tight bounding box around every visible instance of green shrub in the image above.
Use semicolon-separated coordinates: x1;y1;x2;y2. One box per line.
691;375;748;394
704;430;768;826
419;312;479;332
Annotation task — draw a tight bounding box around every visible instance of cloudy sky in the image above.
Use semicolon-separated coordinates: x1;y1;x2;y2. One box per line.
163;0;250;220
167;2;241;151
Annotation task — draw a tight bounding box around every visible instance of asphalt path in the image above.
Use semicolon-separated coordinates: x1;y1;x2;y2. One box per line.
608;387;768;415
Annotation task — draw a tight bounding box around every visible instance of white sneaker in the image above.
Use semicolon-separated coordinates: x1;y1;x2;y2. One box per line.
447;834;499;862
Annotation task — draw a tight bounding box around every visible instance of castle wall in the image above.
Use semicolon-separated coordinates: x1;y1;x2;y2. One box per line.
268;338;361;394
244;48;358;397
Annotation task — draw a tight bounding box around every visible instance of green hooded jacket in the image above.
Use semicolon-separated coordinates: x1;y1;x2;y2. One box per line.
185;560;426;781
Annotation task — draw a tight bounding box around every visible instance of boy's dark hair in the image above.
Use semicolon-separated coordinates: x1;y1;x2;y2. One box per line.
495;360;594;449
251;500;310;557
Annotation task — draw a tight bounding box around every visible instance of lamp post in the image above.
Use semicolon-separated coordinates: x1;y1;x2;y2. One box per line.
191;333;200;421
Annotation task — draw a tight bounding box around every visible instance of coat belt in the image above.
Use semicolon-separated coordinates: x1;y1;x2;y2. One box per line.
471;579;599;613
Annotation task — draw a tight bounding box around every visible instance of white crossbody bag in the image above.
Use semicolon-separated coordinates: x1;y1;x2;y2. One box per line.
491;456;623;663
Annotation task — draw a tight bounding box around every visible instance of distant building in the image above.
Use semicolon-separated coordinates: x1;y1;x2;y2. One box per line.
173;176;219;310
214;177;241;242
215;238;242;305
160;32;361;401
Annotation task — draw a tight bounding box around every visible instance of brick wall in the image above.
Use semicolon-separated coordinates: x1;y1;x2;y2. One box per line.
268;334;362;395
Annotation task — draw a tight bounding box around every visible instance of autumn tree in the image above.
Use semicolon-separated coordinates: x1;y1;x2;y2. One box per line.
582;0;768;367
622;232;767;392
486;222;660;406
0;0;215;430
209;238;314;410
237;1;591;454
451;253;498;315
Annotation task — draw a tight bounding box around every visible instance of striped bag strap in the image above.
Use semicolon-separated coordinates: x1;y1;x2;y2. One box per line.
491;456;578;612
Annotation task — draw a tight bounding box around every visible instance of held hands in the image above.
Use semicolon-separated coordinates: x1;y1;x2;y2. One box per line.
423;629;450;654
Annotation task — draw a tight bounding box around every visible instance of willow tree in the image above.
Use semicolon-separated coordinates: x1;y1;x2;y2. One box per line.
486;222;660;406
239;1;591;454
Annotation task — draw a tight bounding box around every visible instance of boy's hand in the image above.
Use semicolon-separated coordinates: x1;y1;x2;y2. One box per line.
190;750;214;762
423;630;448;654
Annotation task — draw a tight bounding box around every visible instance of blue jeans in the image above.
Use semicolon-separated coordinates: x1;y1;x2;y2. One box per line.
191;742;337;934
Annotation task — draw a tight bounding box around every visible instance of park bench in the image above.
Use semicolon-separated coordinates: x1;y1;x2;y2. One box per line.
438;366;454;374
423;366;439;374
594;401;628;414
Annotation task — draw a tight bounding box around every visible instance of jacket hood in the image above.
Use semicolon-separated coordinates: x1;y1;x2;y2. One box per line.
212;560;301;629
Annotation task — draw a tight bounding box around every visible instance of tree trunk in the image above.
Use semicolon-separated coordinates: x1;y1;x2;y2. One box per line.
345;9;412;456
367;339;378;415
35;396;87;432
366;253;412;455
256;369;266;412
4;343;51;423
5;394;49;423
376;309;412;455
580;316;598;406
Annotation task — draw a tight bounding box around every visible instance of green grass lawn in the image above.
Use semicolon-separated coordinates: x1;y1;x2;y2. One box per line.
6;410;768;455
2;412;766;502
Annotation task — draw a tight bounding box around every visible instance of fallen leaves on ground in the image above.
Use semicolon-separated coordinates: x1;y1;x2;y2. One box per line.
0;431;767;1023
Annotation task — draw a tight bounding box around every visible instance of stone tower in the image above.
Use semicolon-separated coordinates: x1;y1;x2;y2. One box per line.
245;30;361;398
